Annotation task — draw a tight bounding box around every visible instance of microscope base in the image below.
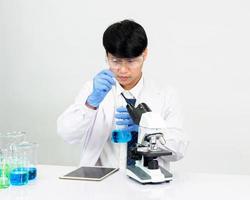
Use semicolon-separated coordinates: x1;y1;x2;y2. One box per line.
126;165;173;184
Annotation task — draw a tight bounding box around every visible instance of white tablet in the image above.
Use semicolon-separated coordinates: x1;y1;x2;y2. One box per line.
59;166;119;181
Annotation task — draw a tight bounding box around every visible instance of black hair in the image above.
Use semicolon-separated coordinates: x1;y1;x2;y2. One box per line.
103;19;148;58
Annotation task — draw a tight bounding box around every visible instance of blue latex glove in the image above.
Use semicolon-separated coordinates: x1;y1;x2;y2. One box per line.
115;106;139;132
86;69;115;107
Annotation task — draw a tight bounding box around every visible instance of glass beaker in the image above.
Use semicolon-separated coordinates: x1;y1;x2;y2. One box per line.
0;149;10;189
10;142;38;186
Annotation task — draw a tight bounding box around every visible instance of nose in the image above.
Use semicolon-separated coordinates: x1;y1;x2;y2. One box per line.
118;61;130;72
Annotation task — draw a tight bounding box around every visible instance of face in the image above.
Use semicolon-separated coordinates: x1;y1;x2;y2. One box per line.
107;49;148;90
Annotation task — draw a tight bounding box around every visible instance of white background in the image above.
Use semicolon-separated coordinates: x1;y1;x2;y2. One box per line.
0;0;250;175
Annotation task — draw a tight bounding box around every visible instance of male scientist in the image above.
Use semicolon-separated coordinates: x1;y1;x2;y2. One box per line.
57;19;187;170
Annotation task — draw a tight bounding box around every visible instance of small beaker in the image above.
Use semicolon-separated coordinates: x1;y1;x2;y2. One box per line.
0;149;10;189
10;142;38;186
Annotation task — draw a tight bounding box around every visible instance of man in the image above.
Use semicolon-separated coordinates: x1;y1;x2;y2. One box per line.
57;19;187;170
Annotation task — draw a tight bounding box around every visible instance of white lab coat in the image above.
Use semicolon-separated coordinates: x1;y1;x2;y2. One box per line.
57;75;188;169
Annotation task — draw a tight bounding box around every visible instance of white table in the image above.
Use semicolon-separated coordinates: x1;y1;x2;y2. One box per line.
1;165;250;200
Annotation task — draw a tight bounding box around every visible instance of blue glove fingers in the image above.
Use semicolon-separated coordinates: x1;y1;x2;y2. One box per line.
97;73;115;86
95;78;113;92
115;113;130;119
116;119;132;126
98;69;115;79
115;106;137;131
116;106;128;113
87;70;115;108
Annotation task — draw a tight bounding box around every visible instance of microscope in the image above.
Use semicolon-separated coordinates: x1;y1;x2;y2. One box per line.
121;94;173;184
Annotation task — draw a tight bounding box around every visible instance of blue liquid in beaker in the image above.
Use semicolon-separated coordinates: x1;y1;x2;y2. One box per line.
28;167;37;180
10;168;29;186
111;129;132;143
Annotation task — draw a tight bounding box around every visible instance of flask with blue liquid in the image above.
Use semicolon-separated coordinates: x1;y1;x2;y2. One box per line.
111;128;131;143
111;91;136;143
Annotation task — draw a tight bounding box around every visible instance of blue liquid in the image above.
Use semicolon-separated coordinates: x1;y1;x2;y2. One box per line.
28;167;37;180
111;129;132;143
10;168;29;186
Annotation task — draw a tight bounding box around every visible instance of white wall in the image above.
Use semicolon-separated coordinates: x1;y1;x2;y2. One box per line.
1;0;250;174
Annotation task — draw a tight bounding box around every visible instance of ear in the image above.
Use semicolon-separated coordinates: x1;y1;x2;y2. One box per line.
143;48;148;60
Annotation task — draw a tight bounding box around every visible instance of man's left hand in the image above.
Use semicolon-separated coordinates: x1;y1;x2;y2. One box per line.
115;106;138;132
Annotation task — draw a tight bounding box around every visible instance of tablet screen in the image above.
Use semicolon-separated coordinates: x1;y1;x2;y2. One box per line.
60;166;118;181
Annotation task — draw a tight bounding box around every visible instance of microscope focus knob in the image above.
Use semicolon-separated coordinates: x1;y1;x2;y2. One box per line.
148;160;159;170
